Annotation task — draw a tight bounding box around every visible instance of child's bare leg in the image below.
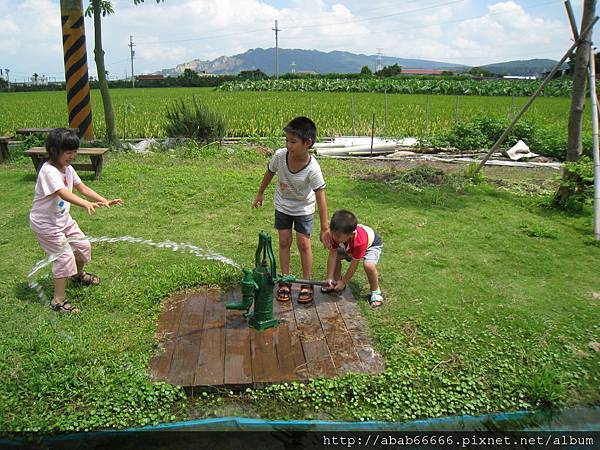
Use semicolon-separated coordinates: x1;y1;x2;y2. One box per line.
74;251;86;275
296;232;312;279
333;255;343;281
278;229;292;274
53;277;68;303
364;262;380;292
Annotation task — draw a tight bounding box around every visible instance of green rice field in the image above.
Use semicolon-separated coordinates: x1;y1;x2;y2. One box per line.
0;87;587;139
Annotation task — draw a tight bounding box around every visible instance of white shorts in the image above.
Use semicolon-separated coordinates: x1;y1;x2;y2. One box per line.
337;245;383;264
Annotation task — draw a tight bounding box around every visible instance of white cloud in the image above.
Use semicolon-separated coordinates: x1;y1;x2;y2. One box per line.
449;1;569;64
1;0;590;78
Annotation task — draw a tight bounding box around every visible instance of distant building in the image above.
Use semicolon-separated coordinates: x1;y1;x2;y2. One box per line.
30;74;48;85
503;75;538;80
401;69;444;75
296;70;317;75
136;74;165;81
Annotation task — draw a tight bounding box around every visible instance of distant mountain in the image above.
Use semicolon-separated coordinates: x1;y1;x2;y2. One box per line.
156;48;560;77
479;59;560;76
157;48;468;76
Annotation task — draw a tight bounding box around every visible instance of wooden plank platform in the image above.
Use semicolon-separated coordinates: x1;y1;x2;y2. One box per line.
149;286;385;388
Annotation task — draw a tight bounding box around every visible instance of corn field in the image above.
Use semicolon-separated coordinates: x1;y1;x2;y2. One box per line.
0;87;586;139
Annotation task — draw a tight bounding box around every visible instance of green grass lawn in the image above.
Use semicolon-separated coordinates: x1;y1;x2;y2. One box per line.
0;144;598;433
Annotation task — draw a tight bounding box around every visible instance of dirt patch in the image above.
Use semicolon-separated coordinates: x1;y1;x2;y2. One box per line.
341;157;558;195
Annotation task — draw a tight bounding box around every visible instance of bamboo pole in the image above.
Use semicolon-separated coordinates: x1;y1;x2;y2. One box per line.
425;95;430;132
384;89;388;133
565;0;580;40
351;95;355;135
472;17;599;176
370;113;375;157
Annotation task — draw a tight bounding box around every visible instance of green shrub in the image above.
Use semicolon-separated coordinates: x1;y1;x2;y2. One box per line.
552;157;594;211
444;117;572;159
464;162;486;185
164;97;226;144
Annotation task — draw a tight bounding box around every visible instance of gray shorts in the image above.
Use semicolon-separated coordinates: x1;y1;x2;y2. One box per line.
337;245;383;264
275;210;314;236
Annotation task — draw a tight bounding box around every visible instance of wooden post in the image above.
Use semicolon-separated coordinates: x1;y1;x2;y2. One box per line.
309;95;313;118
60;0;93;140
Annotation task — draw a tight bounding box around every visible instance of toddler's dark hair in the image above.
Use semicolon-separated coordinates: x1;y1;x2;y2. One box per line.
330;209;358;234
45;128;80;162
283;116;317;148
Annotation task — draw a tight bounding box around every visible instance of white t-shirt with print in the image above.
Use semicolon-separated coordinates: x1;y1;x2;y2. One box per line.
268;148;326;216
30;162;81;234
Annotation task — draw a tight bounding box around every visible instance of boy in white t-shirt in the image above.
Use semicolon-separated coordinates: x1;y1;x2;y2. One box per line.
30;128;123;313
253;117;331;304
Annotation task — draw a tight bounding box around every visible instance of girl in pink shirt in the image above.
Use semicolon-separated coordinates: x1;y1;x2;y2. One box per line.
30;129;123;313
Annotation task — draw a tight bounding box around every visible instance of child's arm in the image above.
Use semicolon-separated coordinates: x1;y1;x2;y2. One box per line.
326;248;338;281
252;170;274;208
315;189;332;248
75;182;123;207
57;188;102;216
335;258;360;292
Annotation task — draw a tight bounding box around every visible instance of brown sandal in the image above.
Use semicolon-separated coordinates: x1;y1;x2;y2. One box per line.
71;271;100;287
297;285;314;304
51;300;80;314
276;283;292;302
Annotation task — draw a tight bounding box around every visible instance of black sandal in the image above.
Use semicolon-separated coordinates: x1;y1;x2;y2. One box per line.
276;283;292;302
51;300;80;314
71;271;100;287
298;285;314;304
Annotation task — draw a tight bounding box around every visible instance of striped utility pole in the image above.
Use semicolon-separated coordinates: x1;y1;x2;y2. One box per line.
60;0;93;140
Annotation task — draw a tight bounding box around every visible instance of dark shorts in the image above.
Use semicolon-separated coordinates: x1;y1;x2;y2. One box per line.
275;210;314;236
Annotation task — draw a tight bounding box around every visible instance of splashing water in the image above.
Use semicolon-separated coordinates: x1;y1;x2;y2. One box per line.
27;235;240;305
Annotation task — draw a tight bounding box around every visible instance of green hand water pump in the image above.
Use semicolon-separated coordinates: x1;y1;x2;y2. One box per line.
226;231;281;331
226;231;334;331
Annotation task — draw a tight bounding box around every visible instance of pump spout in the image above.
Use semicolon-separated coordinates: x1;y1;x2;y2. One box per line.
226;268;257;312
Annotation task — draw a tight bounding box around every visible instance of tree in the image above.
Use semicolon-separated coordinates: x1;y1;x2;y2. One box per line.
467;66;494;78
182;68;200;79
85;0;163;146
554;0;596;207
360;65;372;76
567;0;596;163
238;69;267;79
375;63;402;77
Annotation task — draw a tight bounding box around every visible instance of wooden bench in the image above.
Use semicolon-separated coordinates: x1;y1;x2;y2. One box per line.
0;137;9;162
16;127;78;136
24;147;108;180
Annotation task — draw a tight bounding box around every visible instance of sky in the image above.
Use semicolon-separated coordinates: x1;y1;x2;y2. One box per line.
0;0;594;81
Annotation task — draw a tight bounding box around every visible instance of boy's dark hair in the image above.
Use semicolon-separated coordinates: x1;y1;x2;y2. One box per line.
283;116;317;148
45;128;80;162
330;209;358;234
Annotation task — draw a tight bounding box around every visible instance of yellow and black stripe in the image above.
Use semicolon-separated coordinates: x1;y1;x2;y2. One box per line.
61;2;93;140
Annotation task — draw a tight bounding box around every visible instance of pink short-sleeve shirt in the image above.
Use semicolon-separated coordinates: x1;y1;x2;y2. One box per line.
30;162;81;234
